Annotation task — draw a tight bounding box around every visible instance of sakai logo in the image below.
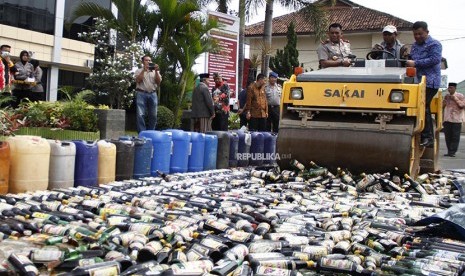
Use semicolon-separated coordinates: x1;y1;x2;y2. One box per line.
324;89;365;98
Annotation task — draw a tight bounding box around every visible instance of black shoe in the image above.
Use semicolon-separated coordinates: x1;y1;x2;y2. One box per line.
449;153;456;157
420;138;433;147
444;153;451;157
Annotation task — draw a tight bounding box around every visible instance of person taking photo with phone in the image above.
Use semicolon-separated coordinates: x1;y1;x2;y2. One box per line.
135;55;162;132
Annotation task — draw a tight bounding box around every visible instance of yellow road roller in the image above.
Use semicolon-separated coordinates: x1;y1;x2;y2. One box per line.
277;59;443;177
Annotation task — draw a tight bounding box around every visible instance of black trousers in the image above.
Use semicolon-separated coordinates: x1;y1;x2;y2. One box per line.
249;117;267;131
443;121;462;154
12;88;31;108
212;112;228;131
422;87;439;141
239;113;248;128
266;105;280;133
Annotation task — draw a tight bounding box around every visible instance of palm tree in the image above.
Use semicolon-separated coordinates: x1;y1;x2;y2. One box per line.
261;0;334;76
166;16;219;126
70;0;158;44
152;0;199;54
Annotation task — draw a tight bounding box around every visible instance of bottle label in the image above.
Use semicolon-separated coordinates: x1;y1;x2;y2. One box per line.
205;220;229;232
248;242;277;253
301;246;328;259
32;212;51;220
433;251;460;260
44;201;62;211
320;257;353;271
186;249;204;261
129;224;153;235
82;200;103;208
88;265;119;276
190;243;210;255
225;244;248;261
255;266;292;276
78;258;100;267
227;231;252;243
171;260;214;272
200;237;224;250
31;249;63;262
256;260;289;269
106;216;127;226
144;241;163;254
43;224;68;236
61;206;79;214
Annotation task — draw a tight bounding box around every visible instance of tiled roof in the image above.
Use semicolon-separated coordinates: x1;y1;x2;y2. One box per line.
245;0;413;37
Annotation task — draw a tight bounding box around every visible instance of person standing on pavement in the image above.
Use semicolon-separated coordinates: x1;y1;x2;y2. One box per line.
191;73;215;133
317;23;352;69
406;21;442;148
265;71;281;133
442;82;465;157
211;73;230;131
244;73;268;131
134;55;162;133
237;80;252;128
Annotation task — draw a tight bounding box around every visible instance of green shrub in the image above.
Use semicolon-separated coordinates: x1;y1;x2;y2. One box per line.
156;106;175;130
228;112;240;130
61;100;98;132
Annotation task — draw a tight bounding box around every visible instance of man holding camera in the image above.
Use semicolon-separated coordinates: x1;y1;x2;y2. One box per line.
135;55;162;132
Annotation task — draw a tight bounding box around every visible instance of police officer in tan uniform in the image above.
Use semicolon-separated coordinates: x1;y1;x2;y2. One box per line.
317;23;352;69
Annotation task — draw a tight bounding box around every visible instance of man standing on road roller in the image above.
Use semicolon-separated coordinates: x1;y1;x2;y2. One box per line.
406;21;442;148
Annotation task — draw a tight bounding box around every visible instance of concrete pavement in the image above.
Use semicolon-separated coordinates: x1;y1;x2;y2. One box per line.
438;132;465;171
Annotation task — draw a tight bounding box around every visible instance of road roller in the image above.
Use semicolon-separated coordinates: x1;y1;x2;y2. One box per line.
277;56;443;177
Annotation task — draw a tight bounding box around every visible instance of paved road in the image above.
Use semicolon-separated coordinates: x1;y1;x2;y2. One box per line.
438;132;465;171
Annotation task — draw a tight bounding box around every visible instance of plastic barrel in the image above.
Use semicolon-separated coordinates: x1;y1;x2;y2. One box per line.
263;132;278;165
206;131;230;169
188;132;205;172
163;129;190;173
48;140;76;190
235;130;251;167
139;131;171;175
203;134;218;171
250;132;265;166
133;137;153;179
228;132;239;168
0;142;10;194
73;140;98;187
97;140;116;184
112;138;135;181
7;136;50;193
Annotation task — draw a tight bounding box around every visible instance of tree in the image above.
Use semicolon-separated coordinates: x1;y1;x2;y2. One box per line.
79;18;144;109
270;22;299;78
165;16;219;127
261;0;335;76
70;0;158;45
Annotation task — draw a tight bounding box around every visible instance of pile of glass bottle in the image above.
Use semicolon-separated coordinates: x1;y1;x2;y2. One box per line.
0;160;464;276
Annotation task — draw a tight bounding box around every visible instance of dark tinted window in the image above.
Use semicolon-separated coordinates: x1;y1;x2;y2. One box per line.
0;0;56;34
63;0;111;40
58;69;88;96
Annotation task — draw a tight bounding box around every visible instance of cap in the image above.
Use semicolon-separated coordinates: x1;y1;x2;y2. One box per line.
448;82;457;87
199;73;209;79
382;25;397;33
269;72;278;78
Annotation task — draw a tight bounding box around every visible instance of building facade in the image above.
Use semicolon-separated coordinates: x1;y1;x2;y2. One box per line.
0;0;111;101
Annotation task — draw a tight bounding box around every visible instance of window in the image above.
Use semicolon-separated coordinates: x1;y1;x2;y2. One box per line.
0;0;55;34
63;0;111;40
